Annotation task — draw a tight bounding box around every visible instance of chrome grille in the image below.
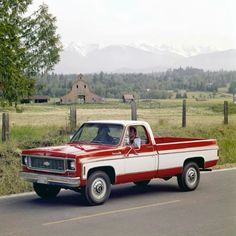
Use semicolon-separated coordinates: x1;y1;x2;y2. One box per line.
29;156;65;172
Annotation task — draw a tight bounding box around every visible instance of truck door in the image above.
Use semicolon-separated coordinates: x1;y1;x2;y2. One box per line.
122;125;157;182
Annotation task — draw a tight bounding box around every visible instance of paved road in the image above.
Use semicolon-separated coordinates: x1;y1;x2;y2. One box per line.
0;169;236;236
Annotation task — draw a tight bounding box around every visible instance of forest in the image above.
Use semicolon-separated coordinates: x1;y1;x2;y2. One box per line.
35;67;236;99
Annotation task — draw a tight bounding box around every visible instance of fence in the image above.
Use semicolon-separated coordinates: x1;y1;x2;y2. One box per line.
2;113;9;142
0;100;231;142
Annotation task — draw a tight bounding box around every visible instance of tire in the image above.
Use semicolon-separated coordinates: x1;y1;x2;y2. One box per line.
81;171;111;206
133;180;151;187
177;162;200;191
33;183;61;199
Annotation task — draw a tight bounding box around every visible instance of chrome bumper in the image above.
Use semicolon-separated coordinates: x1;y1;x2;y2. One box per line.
20;172;80;188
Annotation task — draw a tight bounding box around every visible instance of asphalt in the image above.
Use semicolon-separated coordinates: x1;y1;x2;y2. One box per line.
0;169;235;236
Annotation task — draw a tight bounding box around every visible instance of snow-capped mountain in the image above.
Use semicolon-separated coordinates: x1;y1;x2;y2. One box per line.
129;43;219;57
54;42;236;74
63;42;100;56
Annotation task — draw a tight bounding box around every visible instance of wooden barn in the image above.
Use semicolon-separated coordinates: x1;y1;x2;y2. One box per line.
60;74;102;104
122;94;134;103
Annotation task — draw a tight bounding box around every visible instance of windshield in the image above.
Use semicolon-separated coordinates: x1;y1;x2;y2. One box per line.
71;123;124;145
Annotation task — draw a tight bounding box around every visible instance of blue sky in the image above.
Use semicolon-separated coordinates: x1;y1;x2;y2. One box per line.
30;0;236;50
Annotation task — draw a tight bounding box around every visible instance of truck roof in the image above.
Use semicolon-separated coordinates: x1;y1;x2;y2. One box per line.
86;120;150;126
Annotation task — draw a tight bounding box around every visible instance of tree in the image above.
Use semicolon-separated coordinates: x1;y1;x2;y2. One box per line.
0;0;62;107
228;81;236;96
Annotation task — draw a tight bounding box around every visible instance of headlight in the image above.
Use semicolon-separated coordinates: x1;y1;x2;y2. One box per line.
22;156;28;166
67;160;76;170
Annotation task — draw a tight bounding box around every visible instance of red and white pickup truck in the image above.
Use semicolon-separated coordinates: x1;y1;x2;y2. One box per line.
20;120;219;205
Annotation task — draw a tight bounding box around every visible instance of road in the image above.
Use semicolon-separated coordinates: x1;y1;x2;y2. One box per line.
0;169;235;236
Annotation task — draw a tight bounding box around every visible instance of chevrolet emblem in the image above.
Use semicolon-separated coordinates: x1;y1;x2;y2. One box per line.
43;161;50;167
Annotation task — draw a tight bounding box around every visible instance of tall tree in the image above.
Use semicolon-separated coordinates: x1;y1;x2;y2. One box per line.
0;0;62;107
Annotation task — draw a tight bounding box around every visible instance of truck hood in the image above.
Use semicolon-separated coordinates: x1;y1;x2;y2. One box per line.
22;143;115;158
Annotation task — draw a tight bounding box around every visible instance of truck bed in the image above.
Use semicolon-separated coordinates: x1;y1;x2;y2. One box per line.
154;136;217;151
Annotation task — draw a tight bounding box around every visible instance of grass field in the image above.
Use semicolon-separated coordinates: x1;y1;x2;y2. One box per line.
0;96;235;127
0;96;236;195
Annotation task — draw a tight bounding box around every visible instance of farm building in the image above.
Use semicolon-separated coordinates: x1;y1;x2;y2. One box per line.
122;94;134;103
60;74;102;104
20;95;50;104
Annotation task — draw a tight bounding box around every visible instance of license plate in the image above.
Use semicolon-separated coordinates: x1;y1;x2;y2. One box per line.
37;176;48;184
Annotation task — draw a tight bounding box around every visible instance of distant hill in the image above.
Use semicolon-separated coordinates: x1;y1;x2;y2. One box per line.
178;49;236;71
54;43;236;74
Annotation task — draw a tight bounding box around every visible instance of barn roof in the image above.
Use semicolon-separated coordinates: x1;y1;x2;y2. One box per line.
123;94;134;100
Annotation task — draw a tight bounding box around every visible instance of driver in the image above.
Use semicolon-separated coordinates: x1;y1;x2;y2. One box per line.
92;126;114;144
129;126;141;148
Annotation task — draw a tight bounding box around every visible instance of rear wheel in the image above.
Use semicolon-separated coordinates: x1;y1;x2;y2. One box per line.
33;183;61;199
81;171;111;206
177;162;200;191
133;180;151;187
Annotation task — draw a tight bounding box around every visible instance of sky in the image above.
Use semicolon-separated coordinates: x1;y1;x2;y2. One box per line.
30;0;236;50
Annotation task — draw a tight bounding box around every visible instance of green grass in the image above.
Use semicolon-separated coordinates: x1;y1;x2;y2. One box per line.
0;126;69;196
0;142;32;195
9;125;68;149
211;103;236;114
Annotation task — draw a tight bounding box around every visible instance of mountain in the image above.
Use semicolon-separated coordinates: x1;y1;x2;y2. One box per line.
179;49;236;71
54;43;236;74
131;43;219;57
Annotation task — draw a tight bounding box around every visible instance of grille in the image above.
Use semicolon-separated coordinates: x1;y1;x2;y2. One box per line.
29;156;65;172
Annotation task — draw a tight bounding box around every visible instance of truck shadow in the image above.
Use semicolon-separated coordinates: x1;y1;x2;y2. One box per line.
21;180;180;207
110;181;180;201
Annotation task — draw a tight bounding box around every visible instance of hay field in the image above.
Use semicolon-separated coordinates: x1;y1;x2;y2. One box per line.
1;97;234;131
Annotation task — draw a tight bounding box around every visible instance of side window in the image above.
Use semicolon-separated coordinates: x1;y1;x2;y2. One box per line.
124;125;149;146
136;126;149;145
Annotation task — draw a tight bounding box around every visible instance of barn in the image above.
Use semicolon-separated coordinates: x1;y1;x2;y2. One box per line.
122;94;134;103
60;74;102;104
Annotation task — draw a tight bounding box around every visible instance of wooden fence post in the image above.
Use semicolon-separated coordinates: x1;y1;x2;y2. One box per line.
131;101;137;120
182;99;186;128
2;112;9;142
224;101;228;125
69;106;77;132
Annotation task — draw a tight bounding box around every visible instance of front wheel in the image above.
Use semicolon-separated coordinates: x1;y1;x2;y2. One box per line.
33;183;61;199
81;171;111;206
177;162;200;191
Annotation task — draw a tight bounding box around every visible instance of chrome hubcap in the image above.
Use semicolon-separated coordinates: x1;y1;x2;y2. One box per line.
92;178;106;200
186;167;197;186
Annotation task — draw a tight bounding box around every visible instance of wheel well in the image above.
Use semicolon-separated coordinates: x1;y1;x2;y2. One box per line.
87;166;116;184
184;157;205;168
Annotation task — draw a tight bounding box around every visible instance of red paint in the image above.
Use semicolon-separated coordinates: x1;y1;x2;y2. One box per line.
205;159;218;168
116;170;156;184
116;167;183;184
157;167;183;177
155;137;217;151
80;179;86;186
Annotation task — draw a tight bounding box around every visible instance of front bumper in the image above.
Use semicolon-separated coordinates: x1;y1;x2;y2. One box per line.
20;172;80;188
